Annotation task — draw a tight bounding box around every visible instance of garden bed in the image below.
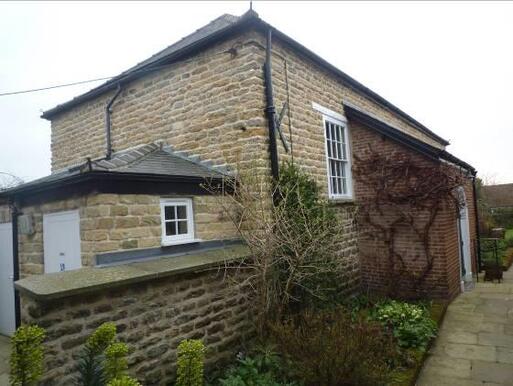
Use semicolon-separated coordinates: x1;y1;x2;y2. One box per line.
389;301;447;386
206;298;447;386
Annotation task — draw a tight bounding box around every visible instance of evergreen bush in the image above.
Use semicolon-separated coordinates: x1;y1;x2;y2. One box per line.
9;325;46;386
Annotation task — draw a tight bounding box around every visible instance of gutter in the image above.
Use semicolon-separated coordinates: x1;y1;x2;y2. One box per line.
264;28;279;181
105;84;123;160
0;171;229;199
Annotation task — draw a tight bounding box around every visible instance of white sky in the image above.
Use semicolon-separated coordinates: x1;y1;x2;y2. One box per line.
1;1;512;183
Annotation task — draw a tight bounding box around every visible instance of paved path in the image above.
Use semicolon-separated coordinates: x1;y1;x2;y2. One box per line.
417;267;513;385
0;335;9;385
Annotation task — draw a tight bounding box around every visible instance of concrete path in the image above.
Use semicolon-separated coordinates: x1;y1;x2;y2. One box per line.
417;267;513;385
0;335;9;385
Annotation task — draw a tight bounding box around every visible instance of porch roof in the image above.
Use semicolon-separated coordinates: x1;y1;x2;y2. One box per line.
0;143;230;200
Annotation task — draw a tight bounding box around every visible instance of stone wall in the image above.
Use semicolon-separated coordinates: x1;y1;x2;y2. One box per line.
49;30;269;175
20;268;252;385
9;193;237;277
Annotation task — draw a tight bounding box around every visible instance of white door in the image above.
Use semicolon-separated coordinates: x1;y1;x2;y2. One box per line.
43;210;82;273
457;188;472;282
0;223;16;336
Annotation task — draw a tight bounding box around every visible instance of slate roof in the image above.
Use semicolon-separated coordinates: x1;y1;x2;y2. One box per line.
482;183;513;208
0;143;229;197
40;10;449;147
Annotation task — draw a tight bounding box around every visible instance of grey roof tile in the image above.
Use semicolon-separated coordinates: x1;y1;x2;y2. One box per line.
0;143;229;196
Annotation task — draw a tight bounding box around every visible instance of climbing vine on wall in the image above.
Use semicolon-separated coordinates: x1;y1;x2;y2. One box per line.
353;145;467;297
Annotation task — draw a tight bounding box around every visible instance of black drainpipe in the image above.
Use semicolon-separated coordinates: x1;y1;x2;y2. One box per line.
264;28;279;181
472;175;482;272
10;201;21;329
105;83;123;160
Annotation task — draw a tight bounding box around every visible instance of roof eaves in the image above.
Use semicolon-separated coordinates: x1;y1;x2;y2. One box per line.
344;105;475;174
41;10;449;148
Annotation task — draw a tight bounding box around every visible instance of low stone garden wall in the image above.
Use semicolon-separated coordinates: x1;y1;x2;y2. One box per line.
16;246;252;385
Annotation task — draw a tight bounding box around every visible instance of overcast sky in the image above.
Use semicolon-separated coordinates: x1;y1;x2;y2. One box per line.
1;1;512;184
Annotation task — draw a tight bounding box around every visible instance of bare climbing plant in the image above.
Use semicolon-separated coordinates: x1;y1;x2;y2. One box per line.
353;145;467;297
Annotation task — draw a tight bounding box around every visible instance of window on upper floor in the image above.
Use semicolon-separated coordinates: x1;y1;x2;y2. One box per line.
160;198;195;245
323;115;353;199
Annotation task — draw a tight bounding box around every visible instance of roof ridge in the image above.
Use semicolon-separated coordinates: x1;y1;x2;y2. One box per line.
118;13;240;77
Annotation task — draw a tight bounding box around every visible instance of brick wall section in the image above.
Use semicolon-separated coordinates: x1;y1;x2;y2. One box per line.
350;120;477;299
20;269;252;385
3;193;237;277
50;30;269;175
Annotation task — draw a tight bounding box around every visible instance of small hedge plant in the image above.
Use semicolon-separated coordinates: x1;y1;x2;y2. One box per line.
10;325;46;386
176;339;206;386
77;322;134;386
219;346;295;386
371;300;437;351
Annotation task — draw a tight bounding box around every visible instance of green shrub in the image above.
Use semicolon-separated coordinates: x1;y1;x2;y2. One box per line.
76;344;105;386
371;300;437;351
104;342;129;381
86;322;117;355
76;322;138;386
9;325;46;386
106;375;142;386
269;308;397;386
218;346;294;386
176;339;206;386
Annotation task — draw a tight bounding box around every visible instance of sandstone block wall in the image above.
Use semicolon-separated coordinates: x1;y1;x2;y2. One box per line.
20;269;252;385
5;193;237;277
50;30;269;176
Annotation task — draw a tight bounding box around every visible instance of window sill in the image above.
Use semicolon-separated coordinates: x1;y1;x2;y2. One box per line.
328;197;355;205
161;238;202;247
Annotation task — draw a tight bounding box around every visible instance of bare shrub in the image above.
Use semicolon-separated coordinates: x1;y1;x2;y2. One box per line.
207;162;353;329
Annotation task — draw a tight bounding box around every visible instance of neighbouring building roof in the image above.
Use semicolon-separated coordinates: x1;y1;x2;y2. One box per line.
482;183;513;208
41;10;450;147
0;143;229;199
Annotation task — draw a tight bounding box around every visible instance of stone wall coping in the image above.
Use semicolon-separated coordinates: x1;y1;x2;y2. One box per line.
15;244;250;301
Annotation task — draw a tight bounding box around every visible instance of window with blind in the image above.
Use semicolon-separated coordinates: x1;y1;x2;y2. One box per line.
324;117;353;198
160;198;195;245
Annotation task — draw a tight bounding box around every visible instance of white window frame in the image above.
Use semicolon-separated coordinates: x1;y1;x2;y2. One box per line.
321;112;353;200
160;198;195;246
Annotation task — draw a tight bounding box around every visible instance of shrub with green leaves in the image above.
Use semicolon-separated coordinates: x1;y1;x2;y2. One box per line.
371;300;437;350
76;322;137;386
77;322;117;386
106;375;142;386
87;322;117;355
104;342;129;381
9;325;46;386
176;339;206;386
218;346;294;386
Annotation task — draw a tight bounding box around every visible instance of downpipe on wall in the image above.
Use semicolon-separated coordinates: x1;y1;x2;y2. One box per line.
264;28;279;182
105;83;123;160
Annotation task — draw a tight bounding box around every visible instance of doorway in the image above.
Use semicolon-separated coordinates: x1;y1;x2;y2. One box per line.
457;187;473;283
43;210;82;273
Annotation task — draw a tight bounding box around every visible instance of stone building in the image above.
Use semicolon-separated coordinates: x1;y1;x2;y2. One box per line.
0;9;479;384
